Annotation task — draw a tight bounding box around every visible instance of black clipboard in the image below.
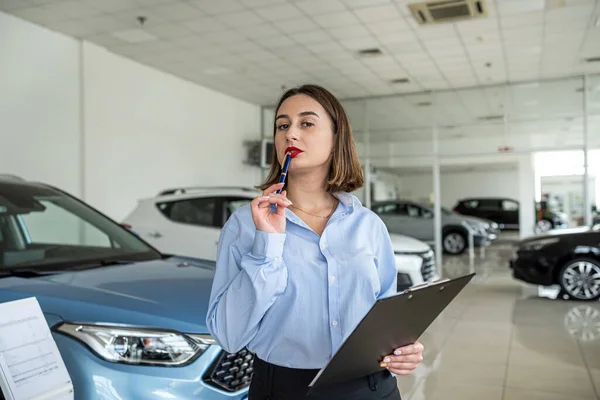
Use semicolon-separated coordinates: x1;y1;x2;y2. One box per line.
308;273;475;390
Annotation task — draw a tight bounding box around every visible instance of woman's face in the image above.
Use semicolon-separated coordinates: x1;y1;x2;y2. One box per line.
274;94;335;173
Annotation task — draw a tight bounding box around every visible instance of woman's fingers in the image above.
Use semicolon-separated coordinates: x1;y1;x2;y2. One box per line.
263;182;285;196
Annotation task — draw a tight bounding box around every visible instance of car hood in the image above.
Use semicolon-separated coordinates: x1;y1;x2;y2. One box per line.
0;257;215;333
521;226;593;243
389;233;431;253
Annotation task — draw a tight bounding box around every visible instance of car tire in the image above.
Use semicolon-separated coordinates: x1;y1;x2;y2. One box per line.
442;230;467;255
558;258;600;301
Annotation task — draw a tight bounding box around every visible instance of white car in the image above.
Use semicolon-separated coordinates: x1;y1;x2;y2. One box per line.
122;186;439;290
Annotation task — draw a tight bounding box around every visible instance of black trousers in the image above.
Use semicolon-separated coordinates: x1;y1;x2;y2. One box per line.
248;357;402;400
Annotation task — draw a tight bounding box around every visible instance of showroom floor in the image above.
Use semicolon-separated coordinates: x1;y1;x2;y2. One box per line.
395;243;600;400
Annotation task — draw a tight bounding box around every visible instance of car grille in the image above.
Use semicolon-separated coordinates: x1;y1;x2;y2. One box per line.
204;349;254;392
420;250;436;281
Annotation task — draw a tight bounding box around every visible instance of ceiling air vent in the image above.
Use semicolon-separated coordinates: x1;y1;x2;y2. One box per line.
584;56;600;63
390;78;410;84
357;48;383;57
408;0;488;25
478;114;504;122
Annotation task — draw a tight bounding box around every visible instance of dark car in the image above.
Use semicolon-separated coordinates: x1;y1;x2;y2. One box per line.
453;197;568;232
510;226;600;300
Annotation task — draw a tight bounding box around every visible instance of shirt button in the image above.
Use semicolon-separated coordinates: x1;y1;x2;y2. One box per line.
332;320;338;327
329;276;335;283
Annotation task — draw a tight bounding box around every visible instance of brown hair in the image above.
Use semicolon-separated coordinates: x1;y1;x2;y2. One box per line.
257;84;364;193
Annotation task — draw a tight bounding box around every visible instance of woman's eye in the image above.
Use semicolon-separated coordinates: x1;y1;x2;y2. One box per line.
276;124;289;131
302;121;314;127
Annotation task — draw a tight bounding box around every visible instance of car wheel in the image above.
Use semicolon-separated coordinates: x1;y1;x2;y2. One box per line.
536;219;553;233
443;231;466;255
558;258;600;301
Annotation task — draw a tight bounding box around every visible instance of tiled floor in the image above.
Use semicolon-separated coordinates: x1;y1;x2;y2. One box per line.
396;243;600;400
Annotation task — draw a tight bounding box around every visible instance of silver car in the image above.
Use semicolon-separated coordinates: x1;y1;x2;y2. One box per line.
372;200;499;255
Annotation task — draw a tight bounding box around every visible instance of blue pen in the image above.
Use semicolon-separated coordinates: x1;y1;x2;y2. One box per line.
276;152;291;194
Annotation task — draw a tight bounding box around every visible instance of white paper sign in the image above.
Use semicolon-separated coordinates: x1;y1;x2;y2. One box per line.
0;298;73;400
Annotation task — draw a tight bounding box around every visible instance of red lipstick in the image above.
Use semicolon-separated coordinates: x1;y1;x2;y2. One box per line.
285;146;303;158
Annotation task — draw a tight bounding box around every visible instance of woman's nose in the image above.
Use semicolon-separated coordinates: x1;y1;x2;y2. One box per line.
285;124;299;141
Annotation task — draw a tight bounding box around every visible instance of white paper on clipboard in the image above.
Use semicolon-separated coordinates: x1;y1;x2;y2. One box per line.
0;297;73;400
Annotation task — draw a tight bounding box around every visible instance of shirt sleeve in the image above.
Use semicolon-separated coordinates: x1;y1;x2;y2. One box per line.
375;219;398;300
206;215;288;354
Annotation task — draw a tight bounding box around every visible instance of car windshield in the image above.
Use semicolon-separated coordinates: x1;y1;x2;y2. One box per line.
0;181;161;271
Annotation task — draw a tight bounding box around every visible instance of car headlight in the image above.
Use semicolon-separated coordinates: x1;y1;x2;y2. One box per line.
463;221;484;234
55;323;214;366
520;237;560;251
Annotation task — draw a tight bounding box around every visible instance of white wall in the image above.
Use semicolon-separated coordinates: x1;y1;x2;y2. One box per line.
0;12;262;221
393;168;519;208
83;43;261;220
0;12;81;195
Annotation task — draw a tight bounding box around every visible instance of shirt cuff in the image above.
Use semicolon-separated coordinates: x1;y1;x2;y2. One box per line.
252;231;286;258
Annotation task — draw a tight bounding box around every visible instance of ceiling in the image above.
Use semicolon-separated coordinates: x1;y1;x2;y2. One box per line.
2;0;600;107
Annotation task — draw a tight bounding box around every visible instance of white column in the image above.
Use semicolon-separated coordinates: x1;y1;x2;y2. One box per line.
583;75;592;226
518;154;536;238
432;126;443;274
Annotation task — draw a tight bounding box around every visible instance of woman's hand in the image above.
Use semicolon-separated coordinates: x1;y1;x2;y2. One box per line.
380;341;424;376
251;183;292;234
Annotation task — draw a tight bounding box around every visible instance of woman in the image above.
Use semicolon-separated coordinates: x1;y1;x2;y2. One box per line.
206;84;424;399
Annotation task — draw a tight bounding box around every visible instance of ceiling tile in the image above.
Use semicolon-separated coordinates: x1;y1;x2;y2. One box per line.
291;29;332;44
339;35;380;50
328;24;371;40
255;35;296;48
0;0;35;11
216;10;264;27
500;11;544;28
354;4;402;23
309;40;346;54
148;2;204;21
134;0;178;6
209;30;246;44
189;0;245;15
180;17;228;33
273;17;319;33
114;8;169;25
497;0;545;16
10;6;63;25
341;0;391;9
236;23;282;39
42;1;102;19
312;10;360;28
253;3;304;21
546;3;595;22
141;22;193;38
294;0;346;14
81;0;138;12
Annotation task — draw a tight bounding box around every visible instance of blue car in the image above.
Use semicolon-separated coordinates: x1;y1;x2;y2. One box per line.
0;175;251;399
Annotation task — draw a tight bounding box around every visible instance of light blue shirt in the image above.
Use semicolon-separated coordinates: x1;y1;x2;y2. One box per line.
206;192;397;369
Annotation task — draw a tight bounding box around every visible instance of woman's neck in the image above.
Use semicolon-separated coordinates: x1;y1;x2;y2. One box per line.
285;172;335;211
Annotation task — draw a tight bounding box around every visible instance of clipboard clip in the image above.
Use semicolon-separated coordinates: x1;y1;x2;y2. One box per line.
402;277;451;295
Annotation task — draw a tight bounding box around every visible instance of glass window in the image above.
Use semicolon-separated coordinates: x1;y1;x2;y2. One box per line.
0;182;159;270
502;200;519;211
225;199;252;221
158;198;217;227
407;204;422;218
373;204;398;214
20;200;112;247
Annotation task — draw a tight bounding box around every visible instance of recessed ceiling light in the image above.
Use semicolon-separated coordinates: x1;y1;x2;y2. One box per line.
417;101;432;107
111;29;157;43
357;48;383;57
390;78;410;84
